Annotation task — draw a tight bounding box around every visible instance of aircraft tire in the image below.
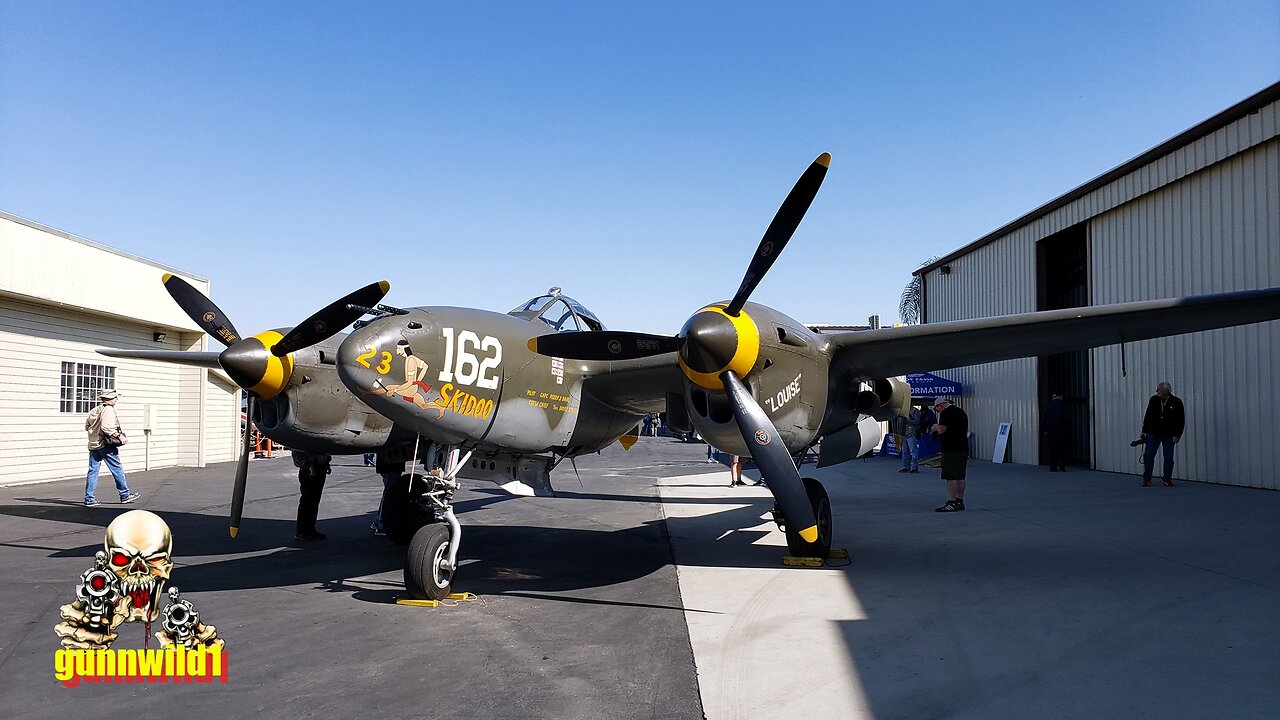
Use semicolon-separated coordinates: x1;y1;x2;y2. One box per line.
785;477;832;558
405;524;455;601
383;473;433;545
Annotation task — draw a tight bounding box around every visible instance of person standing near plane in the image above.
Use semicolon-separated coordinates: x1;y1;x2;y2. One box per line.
1042;393;1070;472
293;451;332;540
83;389;140;507
728;455;745;486
897;405;923;474
371;453;406;536
1139;381;1184;487
931;398;968;512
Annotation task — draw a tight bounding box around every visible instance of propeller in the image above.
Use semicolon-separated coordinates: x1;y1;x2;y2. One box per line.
230;395;254;538
160;274;391;536
531;153;830;542
271;281;391;357
530;153;830;363
725;153;829;316
721;370;817;541
162;274;241;346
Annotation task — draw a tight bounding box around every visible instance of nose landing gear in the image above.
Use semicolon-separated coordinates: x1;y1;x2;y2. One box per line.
394;447;471;601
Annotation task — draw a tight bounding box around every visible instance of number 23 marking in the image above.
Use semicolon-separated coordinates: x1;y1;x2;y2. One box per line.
356;345;393;374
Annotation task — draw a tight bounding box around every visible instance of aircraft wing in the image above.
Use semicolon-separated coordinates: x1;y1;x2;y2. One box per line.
825;287;1280;380
97;349;224;370
581;353;685;414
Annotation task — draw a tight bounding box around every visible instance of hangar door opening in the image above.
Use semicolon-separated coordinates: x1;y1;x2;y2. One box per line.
1037;221;1091;467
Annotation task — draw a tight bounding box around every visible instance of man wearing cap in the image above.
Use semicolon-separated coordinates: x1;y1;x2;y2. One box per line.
83;390;140;507
930;398;968;512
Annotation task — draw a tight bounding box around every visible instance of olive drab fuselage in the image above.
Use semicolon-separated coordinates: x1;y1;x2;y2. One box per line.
336;299;852;462
337;306;657;456
245;292;870;465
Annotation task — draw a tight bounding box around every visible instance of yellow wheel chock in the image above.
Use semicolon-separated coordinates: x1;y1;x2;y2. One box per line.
395;592;478;608
782;548;849;567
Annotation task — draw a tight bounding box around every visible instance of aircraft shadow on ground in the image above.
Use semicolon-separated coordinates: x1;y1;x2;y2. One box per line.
1;493;801;604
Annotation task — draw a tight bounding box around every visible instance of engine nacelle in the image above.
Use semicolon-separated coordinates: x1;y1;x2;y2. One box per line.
682;303;828;457
852;377;913;422
254;345;407;454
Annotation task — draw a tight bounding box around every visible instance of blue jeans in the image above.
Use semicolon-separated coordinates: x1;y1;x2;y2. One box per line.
1142;435;1175;482
901;435;919;471
85;447;130;502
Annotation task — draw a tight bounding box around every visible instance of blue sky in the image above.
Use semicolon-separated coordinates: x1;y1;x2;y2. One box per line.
2;2;1277;334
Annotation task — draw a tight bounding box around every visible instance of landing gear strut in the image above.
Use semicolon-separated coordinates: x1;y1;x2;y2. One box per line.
402;447;470;601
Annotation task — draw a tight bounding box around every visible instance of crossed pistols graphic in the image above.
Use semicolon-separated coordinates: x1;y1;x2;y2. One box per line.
53;510;223;650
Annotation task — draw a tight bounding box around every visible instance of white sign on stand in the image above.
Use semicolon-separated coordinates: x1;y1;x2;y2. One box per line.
992;422;1012;463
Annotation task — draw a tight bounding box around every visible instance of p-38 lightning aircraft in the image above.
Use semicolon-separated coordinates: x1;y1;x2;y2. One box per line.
103;153;1280;601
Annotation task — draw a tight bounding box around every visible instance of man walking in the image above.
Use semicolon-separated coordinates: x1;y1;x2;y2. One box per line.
931;398;968;512
83;390;140;507
1140;381;1184;487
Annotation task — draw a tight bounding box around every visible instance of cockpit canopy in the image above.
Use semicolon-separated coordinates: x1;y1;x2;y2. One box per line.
509;288;605;332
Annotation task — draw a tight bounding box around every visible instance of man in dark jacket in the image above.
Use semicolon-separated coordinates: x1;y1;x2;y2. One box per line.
1140;382;1185;487
1042;394;1070;472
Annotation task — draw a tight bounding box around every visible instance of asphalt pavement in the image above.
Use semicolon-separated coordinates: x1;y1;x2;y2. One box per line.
2;439;1277;720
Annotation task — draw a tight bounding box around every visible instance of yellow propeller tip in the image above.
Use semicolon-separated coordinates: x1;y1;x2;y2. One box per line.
816;152;831;168
162;273;173;282
799;525;819;543
527;338;539;352
378;280;391;293
229;527;239;539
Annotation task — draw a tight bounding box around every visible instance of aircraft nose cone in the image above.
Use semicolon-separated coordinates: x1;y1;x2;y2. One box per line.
218;332;293;398
679;309;739;374
219;339;269;389
337;311;435;395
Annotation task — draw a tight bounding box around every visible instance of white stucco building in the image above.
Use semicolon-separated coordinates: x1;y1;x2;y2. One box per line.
0;211;241;486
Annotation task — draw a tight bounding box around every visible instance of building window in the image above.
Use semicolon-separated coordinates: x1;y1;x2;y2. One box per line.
60;362;116;413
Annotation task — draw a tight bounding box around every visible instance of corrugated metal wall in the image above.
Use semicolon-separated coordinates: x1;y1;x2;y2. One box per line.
1090;137;1280;488
921;238;1039;463
921;96;1279;487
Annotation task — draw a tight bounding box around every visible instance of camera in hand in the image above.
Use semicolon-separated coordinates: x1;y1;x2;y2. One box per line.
1129;437;1145;447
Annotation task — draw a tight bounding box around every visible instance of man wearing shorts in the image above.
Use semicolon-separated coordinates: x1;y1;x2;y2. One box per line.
931;398;969;512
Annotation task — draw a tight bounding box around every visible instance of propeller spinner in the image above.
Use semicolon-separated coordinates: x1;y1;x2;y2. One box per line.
159;274;390;537
531;153;831;549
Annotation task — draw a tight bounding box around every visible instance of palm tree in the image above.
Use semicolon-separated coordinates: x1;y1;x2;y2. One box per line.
898;256;939;325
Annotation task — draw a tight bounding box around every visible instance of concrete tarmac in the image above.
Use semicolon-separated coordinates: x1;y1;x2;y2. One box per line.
665;453;1279;720
2;439;1277;719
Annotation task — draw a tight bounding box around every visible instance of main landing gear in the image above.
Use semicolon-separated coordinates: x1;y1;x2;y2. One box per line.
770;477;832;558
381;447;471;601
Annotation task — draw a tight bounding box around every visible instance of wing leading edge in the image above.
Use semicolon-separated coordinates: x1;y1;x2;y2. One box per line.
825;287;1280;380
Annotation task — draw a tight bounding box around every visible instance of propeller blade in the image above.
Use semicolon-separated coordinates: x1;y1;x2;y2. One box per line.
96;349;224;369
720;370;818;541
229;395;254;538
725;152;830;316
528;331;681;361
162;274;241;347
271;280;391;357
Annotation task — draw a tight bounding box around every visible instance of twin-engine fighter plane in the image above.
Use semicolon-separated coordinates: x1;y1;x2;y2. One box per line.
103;153;1280;601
